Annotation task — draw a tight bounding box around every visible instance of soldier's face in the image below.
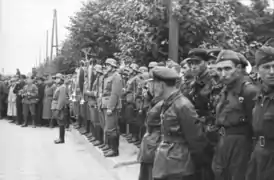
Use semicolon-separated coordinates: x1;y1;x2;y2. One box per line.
258;61;274;86
105;64;112;72
188;59;206;76
153;81;164;97
181;64;190;75
216;60;239;84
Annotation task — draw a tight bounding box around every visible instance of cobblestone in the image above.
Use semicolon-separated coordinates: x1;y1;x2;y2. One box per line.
0;120;116;180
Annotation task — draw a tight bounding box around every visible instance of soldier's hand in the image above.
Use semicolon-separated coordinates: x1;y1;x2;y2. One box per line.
107;109;112;115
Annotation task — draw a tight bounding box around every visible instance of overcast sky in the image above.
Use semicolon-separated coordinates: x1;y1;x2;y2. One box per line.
0;0;83;75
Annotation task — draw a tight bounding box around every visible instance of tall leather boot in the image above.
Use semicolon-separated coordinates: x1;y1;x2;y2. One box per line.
32;115;36;128
87;122;95;141
82;120;90;135
104;136;119;157
54;125;65;144
101;134;111;152
21;115;28;127
92;126;102;145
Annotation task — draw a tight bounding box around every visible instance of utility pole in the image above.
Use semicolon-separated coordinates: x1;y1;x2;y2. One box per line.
39;48;42;65
50;9;59;61
167;0;179;62
46;30;49;63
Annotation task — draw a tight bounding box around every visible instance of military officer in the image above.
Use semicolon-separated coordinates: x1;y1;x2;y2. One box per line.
151;66;208;180
21;78;38;128
52;75;69;144
101;58;123;157
245;41;274;180
212;50;258;180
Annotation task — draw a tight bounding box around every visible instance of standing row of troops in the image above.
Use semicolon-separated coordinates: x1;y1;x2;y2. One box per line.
2;40;273;180
69;41;274;180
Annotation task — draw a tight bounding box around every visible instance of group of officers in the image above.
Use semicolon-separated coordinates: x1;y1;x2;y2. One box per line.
67;39;274;180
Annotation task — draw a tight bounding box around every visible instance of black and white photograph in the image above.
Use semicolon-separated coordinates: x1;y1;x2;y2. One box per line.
0;0;274;180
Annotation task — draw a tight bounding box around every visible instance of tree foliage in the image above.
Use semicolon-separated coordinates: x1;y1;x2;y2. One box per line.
35;0;274;75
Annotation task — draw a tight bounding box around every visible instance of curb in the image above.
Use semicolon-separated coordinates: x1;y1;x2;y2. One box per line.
69;128;139;180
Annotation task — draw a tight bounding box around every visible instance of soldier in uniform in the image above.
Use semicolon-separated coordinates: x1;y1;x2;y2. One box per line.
84;58;97;138
13;74;26;125
21;78;38;127
138;72;164;180
35;76;45;126
52;75;69;144
151;66;208;180
119;67;131;135
246;41;274;180
87;65;105;146
101;58;123;157
212;50;258;180
125;63;142;143
185;48;219;180
74;60;85;130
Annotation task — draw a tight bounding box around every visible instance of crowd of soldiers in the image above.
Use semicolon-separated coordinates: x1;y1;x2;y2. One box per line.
1;39;274;180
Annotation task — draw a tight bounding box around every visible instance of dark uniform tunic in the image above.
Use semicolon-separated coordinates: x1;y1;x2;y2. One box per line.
153;91;208;180
246;87;274;180
138;96;163;180
212;77;257;180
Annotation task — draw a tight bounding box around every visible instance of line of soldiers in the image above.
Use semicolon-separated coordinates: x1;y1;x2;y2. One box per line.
68;40;274;180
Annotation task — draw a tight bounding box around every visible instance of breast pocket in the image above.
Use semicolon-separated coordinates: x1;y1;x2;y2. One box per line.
164;114;181;135
263;113;274;138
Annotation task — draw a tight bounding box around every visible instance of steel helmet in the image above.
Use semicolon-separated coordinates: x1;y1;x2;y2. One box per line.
105;58;118;68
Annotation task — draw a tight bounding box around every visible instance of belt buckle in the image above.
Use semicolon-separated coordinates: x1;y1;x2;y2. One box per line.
259;136;265;147
219;126;226;136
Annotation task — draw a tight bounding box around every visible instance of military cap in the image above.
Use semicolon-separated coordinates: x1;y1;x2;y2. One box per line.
216;50;248;67
148;61;158;68
168;63;181;74
255;39;274;67
139;66;148;73
188;48;209;61
207;49;222;60
151;66;179;82
105;58;118;68
157;62;166;66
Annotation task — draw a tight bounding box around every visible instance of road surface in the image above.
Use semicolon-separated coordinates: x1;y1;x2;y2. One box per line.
0;120;116;180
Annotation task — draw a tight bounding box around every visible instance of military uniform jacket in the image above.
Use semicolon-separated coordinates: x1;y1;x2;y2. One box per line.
252;87;274;139
138;96;163;163
101;71;122;110
125;75;140;104
51;84;69;110
187;70;214;119
153;91;208;178
216;77;257;134
21;84;38;104
85;75;100;107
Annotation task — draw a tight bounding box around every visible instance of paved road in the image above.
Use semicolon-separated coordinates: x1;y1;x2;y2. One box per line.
0;120;116;180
